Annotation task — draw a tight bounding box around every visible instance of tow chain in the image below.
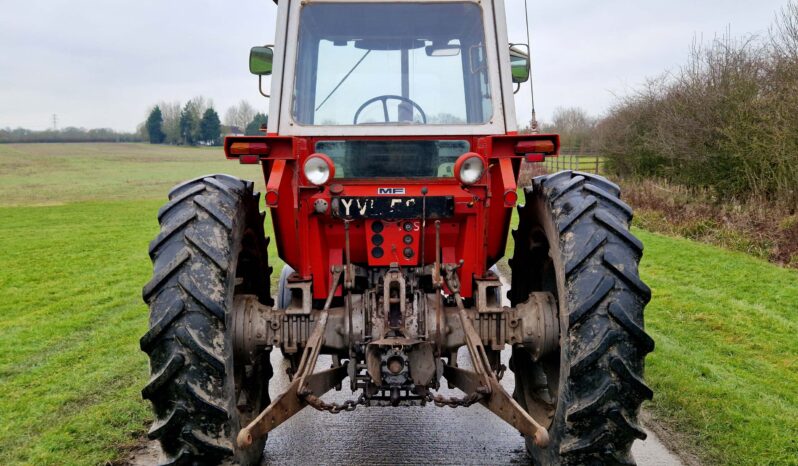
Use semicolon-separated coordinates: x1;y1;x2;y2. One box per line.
301;390;367;414
300;388;488;412
496;364;507;381
427;386;488;408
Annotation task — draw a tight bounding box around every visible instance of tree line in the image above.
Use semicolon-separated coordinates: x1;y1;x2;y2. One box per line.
141;97;268;146
0;127;140;143
537;107;597;153
595;2;798;205
536;3;798;205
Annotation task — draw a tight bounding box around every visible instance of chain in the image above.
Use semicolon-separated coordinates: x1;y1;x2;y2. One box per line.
300;387;489;411
427;389;487;408
496;364;507;381
301;391;367;414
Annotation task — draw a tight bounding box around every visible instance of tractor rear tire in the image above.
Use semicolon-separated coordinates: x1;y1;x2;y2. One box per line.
509;171;654;465
141;174;273;465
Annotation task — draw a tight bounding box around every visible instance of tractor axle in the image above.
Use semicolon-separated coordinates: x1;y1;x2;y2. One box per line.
231;265;558;448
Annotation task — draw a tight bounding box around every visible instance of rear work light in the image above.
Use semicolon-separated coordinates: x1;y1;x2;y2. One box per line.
454;152;485;185
303;153;335;186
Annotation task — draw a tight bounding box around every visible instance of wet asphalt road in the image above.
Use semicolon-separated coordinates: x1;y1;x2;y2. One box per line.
261;349;530;466
258;284;682;466
131;351;682;466
260;347;682;466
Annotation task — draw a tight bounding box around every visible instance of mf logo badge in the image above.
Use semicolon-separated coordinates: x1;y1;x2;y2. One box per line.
378;187;405;195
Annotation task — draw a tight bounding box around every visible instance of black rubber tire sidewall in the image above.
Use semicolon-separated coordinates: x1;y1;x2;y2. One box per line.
141;175;271;465
511;171;654;465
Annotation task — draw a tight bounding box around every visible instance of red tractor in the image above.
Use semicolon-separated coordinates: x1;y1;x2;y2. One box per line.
141;1;653;464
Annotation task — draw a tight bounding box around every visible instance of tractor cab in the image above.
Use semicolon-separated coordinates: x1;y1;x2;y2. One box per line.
252;0;526;135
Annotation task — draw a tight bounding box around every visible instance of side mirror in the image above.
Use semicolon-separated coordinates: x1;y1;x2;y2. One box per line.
250;46;274;76
509;44;530;84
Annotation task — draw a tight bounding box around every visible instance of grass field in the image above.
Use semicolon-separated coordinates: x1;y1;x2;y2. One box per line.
1;143;796;465
0;143;258;206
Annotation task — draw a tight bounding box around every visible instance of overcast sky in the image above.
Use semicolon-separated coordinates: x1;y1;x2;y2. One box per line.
0;0;791;132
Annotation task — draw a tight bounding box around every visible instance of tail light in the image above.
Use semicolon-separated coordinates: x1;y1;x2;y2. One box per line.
226;141;270;164
515;139;557;163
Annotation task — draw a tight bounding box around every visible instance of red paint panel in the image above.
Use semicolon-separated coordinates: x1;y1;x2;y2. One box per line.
365;219;421;267
223;133;562;299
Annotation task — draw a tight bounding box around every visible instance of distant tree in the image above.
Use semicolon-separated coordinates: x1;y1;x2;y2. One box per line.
427;113;465;124
179;103;198;145
225;100;258;130
236;101;256;130
188;96;210;119
0;126;140;143
539;107;597;151
184;97;213;145
136;121;149;142
145;106;166;144
199;108;222;145
224;106;239;129
245;113;268;135
160;101;183;144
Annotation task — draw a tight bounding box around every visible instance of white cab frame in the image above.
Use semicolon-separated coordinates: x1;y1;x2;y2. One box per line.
266;0;518;136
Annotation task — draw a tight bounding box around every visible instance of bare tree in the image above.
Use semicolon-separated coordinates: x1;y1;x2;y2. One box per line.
237;101;256;129
771;1;798;60
159;101;183;145
224;100;258;130
540;107;597;151
597;6;798;205
224;106;240;128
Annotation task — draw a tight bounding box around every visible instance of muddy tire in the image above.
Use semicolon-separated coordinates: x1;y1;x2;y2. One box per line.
509;171;654;465
141;175;273;465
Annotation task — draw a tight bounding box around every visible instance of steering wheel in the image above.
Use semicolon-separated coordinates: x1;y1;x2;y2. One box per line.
353;95;427;125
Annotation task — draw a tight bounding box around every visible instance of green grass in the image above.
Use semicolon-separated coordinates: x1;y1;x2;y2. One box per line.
0;200;157;464
0;143;258;206
0;144;280;465
0;143;796;464
639;230;798;465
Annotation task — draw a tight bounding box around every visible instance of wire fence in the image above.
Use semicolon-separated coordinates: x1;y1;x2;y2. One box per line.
519;150;607;185
544;151;606;174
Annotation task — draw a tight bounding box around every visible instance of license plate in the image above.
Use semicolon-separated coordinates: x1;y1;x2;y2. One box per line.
331;196;454;220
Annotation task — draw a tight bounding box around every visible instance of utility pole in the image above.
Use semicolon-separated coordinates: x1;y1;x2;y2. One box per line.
52;114;58;131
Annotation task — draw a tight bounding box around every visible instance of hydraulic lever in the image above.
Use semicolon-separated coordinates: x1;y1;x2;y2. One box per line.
442;264;550;448
237;267;346;448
